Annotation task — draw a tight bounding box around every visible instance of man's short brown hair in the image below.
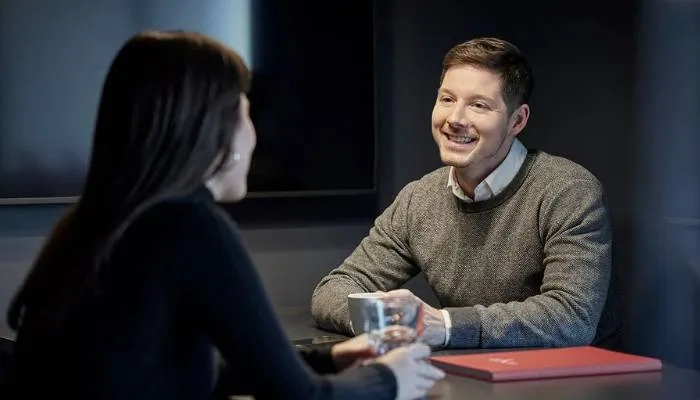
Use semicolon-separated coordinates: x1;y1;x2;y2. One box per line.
441;37;534;111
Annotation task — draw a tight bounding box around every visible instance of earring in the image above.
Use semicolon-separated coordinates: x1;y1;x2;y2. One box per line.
232;153;241;161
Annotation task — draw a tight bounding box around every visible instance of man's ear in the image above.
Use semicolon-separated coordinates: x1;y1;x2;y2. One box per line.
510;104;530;136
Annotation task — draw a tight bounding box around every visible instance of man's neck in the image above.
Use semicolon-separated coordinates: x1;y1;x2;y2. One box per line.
453;170;478;199
455;161;500;198
454;142;515;198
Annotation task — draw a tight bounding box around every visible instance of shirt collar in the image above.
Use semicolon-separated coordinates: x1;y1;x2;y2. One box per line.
447;138;527;202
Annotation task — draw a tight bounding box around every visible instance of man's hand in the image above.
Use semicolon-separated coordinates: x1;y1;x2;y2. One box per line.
330;334;377;370
383;289;447;347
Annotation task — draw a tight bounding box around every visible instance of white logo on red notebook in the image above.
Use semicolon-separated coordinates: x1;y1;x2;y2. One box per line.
488;357;518;366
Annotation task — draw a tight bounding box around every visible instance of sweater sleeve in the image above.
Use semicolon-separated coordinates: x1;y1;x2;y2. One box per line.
311;182;421;335
175;205;397;400
298;346;339;374
444;178;613;348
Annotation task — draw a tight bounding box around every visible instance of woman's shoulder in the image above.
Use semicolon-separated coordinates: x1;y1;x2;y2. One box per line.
125;194;240;252
149;196;223;222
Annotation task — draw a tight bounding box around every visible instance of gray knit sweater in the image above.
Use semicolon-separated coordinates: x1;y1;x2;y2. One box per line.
311;150;614;349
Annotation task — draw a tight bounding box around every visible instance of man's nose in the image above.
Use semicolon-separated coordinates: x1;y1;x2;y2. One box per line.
447;108;469;129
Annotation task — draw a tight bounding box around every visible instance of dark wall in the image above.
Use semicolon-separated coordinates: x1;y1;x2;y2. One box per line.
2;0;699;370
629;0;700;368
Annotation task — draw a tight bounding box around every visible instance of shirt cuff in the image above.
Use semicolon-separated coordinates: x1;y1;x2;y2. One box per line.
440;309;452;347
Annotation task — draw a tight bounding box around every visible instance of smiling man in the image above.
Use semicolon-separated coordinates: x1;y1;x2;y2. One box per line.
311;37;617;349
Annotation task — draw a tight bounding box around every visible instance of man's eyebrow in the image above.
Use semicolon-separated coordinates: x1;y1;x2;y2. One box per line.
437;88;497;103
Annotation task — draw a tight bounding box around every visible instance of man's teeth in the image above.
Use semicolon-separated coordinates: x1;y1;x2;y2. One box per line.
448;135;475;144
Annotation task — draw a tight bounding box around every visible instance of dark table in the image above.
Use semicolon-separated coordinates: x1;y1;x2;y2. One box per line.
277;306;700;400
2;308;700;399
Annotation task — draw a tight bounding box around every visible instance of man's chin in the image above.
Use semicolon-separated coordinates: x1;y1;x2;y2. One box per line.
439;154;473;169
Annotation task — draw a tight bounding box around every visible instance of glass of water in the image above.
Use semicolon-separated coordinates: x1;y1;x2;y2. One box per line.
360;296;424;354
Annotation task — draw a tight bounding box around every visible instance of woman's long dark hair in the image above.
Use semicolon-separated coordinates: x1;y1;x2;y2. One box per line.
7;30;250;335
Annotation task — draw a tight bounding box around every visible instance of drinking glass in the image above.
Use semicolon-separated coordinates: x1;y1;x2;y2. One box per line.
359;296;424;354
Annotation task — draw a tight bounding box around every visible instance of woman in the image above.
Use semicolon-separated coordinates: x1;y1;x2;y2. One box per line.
5;31;443;399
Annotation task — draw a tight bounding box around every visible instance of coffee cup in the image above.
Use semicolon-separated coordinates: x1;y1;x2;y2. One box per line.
347;292;385;335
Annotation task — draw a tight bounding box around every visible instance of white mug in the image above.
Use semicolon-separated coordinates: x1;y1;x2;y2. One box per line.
347;292;385;335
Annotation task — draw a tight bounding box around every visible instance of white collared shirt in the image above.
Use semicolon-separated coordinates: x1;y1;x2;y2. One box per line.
447;138;528;202
440;138;527;346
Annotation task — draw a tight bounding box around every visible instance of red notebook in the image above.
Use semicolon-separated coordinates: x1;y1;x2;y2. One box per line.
430;346;662;382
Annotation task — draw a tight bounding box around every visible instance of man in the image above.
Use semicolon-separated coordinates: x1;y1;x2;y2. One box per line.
311;37;618;349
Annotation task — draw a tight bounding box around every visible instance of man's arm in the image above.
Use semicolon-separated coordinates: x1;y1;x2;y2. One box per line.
311;183;421;335
444;179;612;348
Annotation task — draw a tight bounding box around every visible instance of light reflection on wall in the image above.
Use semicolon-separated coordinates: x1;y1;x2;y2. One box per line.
135;0;253;68
0;0;252;199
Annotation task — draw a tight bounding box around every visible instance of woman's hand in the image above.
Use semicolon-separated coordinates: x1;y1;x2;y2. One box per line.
330;334;377;370
376;343;445;400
